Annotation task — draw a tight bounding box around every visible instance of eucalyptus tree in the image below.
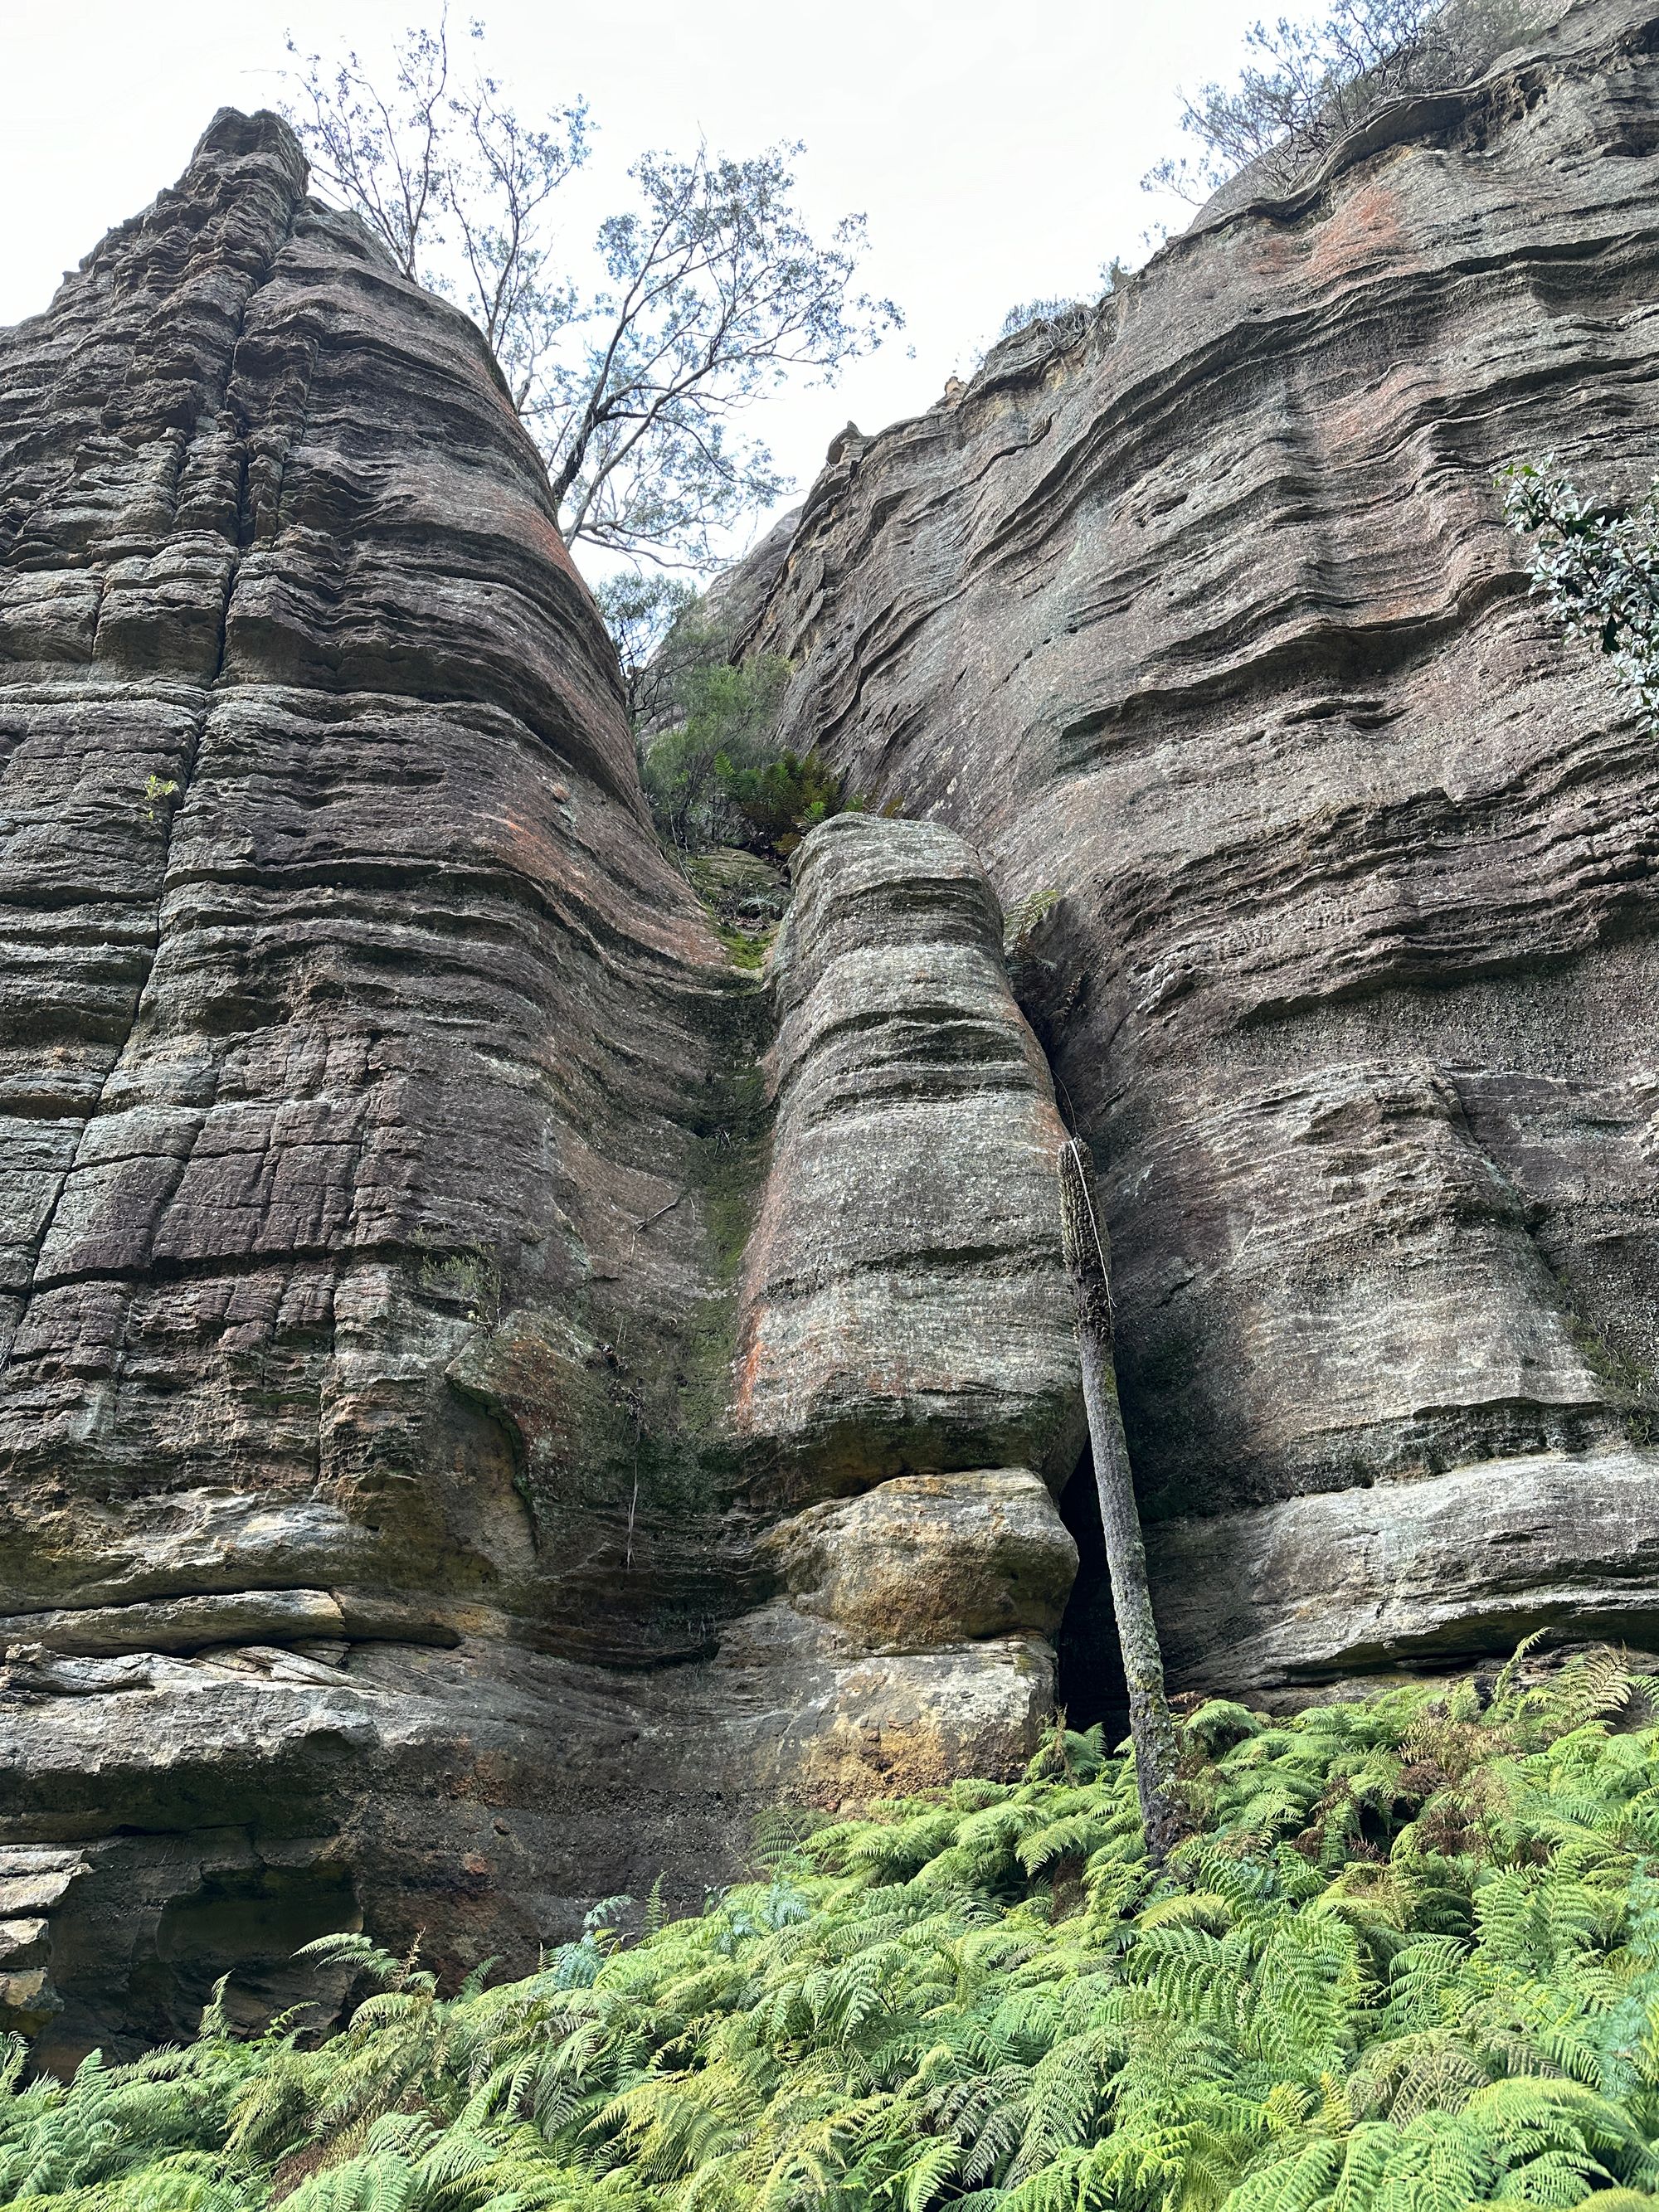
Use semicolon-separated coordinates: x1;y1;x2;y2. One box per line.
284;17;899;568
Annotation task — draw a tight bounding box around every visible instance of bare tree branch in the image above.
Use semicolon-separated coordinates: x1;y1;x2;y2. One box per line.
282;26;899;571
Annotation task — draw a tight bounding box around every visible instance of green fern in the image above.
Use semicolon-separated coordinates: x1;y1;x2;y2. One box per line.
12;1651;1659;2212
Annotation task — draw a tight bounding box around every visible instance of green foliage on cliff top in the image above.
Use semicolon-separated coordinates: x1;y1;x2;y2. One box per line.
12;1648;1659;2210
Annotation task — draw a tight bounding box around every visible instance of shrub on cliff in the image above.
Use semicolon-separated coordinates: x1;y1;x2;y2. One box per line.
996;297;1091;343
718;748;848;861
1502;459;1659;728
1144;0;1525;205
10;1646;1659;2210
636;647;795;852
626;613;857;862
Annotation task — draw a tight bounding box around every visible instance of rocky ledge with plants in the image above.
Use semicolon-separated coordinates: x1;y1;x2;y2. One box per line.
6;1649;1659;2211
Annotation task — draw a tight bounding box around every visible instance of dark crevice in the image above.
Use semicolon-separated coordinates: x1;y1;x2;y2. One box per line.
1053;1447;1128;1741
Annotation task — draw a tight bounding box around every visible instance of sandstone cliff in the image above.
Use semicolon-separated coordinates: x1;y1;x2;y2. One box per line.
742;0;1659;1704
10;0;1659;2054
0;115;1074;2056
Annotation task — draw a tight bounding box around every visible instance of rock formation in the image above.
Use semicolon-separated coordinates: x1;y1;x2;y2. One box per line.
741;0;1659;1701
736;814;1080;1486
12;0;1659;2055
0;114;1075;2057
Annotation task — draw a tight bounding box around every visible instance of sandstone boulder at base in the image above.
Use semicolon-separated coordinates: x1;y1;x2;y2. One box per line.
759;1467;1078;1651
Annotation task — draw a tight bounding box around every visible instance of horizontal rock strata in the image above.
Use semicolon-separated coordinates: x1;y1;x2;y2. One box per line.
741;0;1659;1698
1148;1443;1659;1690
17;0;1659;2054
0;103;747;2058
0;123;1082;2055
737;813;1081;1485
724;816;1083;1805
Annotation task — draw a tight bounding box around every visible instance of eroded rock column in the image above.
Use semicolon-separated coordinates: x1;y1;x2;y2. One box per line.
722;813;1083;1799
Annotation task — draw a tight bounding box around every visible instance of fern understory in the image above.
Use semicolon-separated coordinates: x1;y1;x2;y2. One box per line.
10;1649;1659;2210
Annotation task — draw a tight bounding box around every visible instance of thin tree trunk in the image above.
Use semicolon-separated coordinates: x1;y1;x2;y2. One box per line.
1057;1136;1187;1862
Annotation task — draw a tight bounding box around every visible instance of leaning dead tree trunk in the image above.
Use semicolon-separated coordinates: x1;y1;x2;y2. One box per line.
1057;1136;1187;1862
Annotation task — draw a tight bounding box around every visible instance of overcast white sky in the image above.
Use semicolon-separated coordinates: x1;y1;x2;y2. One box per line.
0;0;1277;573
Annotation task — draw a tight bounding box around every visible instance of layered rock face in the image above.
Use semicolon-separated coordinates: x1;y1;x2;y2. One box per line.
0;118;1078;2055
729;813;1081;1804
15;0;1659;2058
744;0;1659;1697
737;814;1080;1486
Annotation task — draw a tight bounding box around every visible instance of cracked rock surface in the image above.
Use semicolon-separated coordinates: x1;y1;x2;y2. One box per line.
0;118;1078;2054
740;0;1659;1699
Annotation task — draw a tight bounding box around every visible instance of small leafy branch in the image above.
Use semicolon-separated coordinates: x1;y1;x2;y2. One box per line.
1003;883;1061;960
1501;457;1659;728
144;772;180;823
